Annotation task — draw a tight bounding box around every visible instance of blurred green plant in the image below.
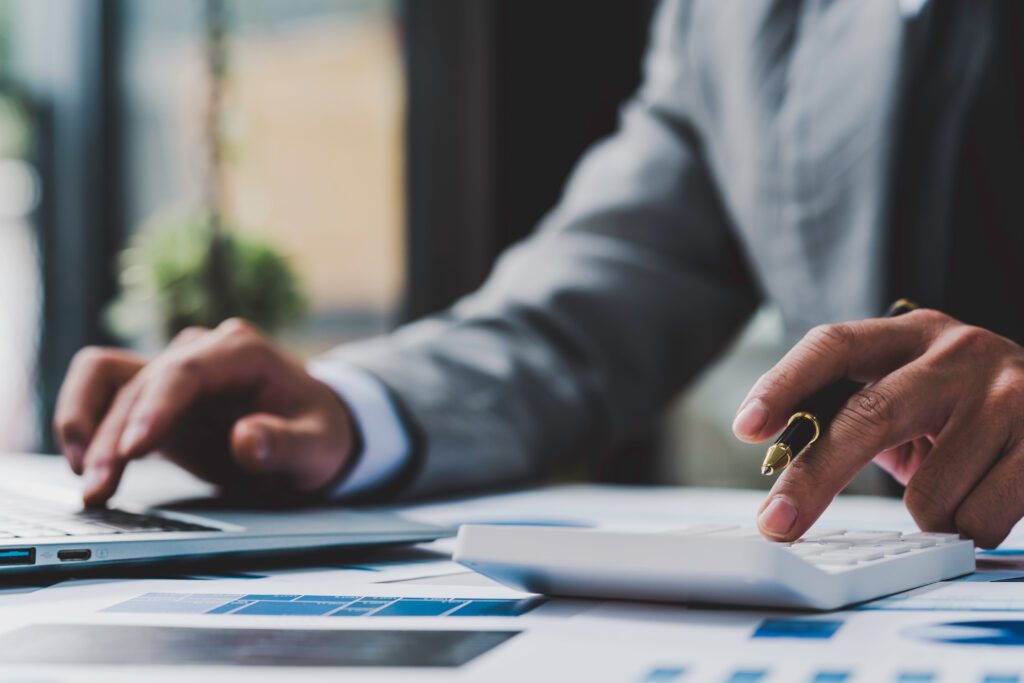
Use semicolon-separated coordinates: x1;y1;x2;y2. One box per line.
106;210;305;344
108;0;306;346
0;92;31;160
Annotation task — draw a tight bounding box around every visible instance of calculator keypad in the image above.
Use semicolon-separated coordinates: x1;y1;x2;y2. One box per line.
664;525;961;572
788;530;959;571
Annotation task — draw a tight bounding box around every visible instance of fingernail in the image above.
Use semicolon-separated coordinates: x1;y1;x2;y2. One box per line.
251;428;270;463
758;496;798;536
65;443;84;473
733;399;768;437
82;464;110;496
118;421;146;457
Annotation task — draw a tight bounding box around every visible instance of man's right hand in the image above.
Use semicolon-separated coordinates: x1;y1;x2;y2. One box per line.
53;319;359;506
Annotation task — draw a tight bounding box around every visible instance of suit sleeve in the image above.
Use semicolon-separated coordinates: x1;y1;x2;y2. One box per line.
313;0;761;499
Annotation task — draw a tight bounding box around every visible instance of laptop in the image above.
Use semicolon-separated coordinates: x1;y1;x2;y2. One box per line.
0;477;451;575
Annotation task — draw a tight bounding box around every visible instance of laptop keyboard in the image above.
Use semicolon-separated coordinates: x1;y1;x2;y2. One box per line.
0;496;218;538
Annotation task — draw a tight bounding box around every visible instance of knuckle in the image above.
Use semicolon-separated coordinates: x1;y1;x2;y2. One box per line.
946;325;999;357
783;445;848;491
908;307;952;329
220;319;277;368
754;364;794;398
988;368;1024;405
165;354;204;384
841;386;898;435
172;326;208;345
217;319;271;362
218;318;258;339
806;322;855;355
904;480;954;531
784;451;829;483
70;346;114;373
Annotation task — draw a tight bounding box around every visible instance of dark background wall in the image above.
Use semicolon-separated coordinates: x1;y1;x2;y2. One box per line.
403;0;657;319
403;0;660;481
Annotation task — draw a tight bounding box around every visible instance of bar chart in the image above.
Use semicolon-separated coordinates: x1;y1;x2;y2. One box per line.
104;591;545;618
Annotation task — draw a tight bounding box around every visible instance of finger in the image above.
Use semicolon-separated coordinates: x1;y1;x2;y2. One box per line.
873;436;933;486
951;438;1024;548
117;320;281;461
757;358;959;541
230;413;345;492
734;310;949;442
53;348;143;474
902;404;1009;534
81;380;144;506
166;326;209;350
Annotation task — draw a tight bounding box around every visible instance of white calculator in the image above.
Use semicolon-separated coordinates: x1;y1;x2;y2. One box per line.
453;524;976;611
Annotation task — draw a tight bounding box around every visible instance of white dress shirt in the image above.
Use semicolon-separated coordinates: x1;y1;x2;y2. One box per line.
307;361;410;497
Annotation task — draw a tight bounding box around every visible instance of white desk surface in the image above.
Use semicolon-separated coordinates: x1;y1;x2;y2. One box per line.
0;452;1022;682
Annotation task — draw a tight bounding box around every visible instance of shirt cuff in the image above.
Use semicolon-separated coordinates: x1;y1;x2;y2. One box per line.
307;360;411;498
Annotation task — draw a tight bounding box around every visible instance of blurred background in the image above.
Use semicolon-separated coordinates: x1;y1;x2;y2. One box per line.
0;0;888;494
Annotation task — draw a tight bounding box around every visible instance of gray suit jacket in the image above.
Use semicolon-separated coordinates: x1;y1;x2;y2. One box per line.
320;0;996;498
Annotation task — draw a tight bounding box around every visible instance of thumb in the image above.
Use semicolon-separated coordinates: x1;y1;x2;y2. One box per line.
230;413;338;492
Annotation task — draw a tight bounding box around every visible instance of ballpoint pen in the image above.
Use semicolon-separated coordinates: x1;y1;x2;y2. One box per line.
760;298;919;476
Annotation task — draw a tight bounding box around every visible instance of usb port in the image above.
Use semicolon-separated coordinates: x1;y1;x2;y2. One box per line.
57;549;91;562
0;548;35;566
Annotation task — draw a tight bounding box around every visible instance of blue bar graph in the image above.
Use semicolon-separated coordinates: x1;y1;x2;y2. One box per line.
642;667;686;682
752;619;844;640
233;600;342;616
810;673;849;683
373;598;466;617
330;598;395;616
896;673;935;682
105;592;544;618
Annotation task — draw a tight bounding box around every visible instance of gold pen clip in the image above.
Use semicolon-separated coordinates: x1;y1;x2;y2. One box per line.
760;412;820;476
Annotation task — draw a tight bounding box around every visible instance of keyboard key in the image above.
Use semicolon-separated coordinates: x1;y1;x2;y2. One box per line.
52;525;119;536
14;529;65;538
0;500;220;540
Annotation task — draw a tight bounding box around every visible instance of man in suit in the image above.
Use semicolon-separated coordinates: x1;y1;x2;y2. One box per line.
53;0;1024;548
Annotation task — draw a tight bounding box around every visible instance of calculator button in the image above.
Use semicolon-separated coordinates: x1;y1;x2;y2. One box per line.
787;545;826;556
903;532;959;545
812;553;860;565
844;548;885;561
797;541;854;551
800;529;847;541
868;542;911;555
822;531;903;543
